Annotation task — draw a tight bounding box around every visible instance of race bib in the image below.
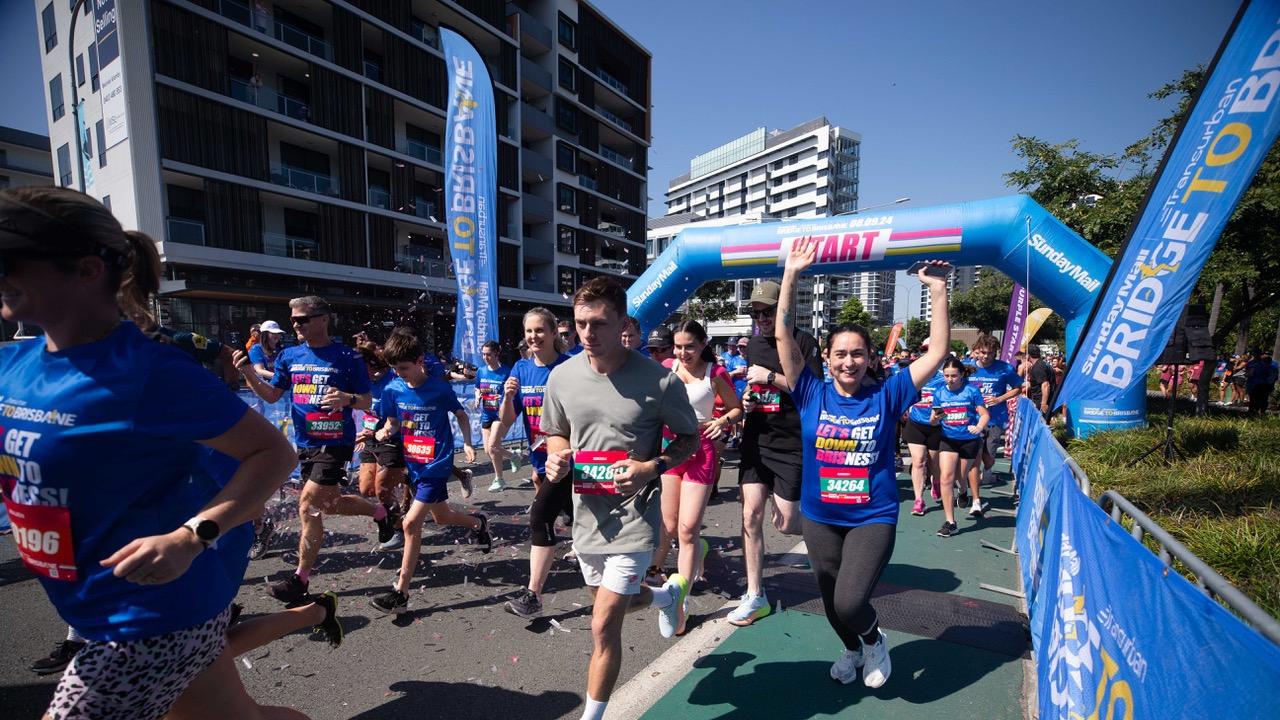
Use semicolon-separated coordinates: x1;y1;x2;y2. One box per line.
304;411;344;440
749;383;782;413
361;413;379;432
573;450;628;495
942;407;970;427
480;391;499;413
913;388;935;412
818;466;871;505
403;434;437;464
3;497;77;581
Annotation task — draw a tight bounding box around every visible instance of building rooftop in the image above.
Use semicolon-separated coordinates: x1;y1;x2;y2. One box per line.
646;211;701;231
668;116;858;190
0;126;51;151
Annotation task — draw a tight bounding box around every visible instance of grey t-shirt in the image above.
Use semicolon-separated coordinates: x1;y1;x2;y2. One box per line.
541;351;699;554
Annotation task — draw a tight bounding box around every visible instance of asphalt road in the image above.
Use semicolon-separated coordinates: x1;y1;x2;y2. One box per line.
1;451;796;719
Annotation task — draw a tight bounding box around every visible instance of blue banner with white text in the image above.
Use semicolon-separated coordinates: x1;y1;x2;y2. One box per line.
441;28;498;371
1059;0;1280;408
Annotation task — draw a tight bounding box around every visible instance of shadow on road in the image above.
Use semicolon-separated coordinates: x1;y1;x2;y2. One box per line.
349;680;580;720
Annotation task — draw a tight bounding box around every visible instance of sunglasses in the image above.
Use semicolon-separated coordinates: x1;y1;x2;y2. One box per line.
291;313;327;325
747;308;774;319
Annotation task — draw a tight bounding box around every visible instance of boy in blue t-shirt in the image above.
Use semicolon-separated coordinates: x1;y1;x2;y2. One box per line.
966;336;1022;487
368;329;491;615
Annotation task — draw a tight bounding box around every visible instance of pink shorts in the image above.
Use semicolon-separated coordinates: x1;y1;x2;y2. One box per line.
668;436;718;485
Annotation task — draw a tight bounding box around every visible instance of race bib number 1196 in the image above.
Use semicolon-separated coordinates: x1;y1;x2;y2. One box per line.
3;498;77;581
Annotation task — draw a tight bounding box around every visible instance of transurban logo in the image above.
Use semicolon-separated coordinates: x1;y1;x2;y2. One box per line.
632;261;677;308
1029;233;1102;293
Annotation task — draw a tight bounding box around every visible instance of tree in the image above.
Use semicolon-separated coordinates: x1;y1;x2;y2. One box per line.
834;295;873;328
903;318;929;351
682;280;738;325
950;272;1064;342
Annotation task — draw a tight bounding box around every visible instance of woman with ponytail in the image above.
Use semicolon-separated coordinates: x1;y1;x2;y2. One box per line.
0;188;305;720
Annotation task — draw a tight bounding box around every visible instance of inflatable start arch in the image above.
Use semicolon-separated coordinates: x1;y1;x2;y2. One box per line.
626;194;1145;436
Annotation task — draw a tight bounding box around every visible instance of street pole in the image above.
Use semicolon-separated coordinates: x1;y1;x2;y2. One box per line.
68;0;88;192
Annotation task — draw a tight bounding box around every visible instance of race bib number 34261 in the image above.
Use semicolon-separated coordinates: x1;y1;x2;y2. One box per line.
573;450;629;495
3;498;77;581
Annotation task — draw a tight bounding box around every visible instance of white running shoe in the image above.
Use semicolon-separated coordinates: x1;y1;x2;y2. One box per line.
376;530;405;551
656;574;689;639
489;477;506;493
727;592;772;627
459;468;474;499
830;647;865;685
861;629;892;688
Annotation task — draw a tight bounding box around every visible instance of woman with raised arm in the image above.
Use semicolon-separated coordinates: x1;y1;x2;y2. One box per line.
775;236;951;690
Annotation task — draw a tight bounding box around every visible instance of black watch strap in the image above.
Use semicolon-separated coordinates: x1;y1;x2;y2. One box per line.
654;457;669;476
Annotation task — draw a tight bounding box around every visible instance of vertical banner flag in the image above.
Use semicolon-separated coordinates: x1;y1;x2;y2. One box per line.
1021;308;1054;351
884;322;903;357
1058;0;1280;408
76;100;94;193
441;28;498;370
1000;282;1029;363
93;0;128;149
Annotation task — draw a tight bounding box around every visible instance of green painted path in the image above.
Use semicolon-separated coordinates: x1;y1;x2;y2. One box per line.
640;462;1030;719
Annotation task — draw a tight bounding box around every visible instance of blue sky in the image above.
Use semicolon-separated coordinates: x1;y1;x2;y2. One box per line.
1;0;1241;317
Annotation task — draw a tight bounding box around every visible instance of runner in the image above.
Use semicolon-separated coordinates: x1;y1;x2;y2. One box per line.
645;325;675;364
540;277;699;720
368;328;491;614
354;340;408;551
558;318;584;355
650;320;743;634
248;320;286;381
932;357;991;537
773;237;952;688
496;308;572;618
0;187;304;719
621;315;645;352
233;295;386;605
729;280;823;627
967;335;1021;489
475;341;512;492
903;367;945;515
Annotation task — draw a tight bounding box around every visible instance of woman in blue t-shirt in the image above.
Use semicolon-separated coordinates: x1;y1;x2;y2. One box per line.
775;236;952;690
930;357;990;538
0;188;299;720
475;340;513;492
247;319;286;381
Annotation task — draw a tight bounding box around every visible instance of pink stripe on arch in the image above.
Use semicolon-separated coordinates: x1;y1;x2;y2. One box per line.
889;227;962;241
721;242;783;254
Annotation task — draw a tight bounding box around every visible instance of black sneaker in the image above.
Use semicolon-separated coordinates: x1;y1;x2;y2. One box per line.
370;589;409;615
936;521;958;538
268;573;309;604
471;513;492;553
311;591;343;647
229;602;244;626
958;490;971;508
248;517;275;560
30;640;85;675
504;588;543;619
375;504;398;544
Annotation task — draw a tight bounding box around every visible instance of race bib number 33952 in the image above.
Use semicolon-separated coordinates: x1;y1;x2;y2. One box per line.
2;498;77;581
573;450;629;495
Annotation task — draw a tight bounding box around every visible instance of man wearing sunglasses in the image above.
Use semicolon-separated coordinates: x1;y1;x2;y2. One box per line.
234;295;386;605
557;318;584;356
729;281;822;628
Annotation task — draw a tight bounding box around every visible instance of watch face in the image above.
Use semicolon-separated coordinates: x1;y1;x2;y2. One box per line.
194;519;220;542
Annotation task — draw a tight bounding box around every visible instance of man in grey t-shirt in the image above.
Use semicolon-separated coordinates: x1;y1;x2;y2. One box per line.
542;278;699;720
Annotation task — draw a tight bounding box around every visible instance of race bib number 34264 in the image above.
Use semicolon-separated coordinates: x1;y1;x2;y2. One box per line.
3;498;77;581
573;450;629;495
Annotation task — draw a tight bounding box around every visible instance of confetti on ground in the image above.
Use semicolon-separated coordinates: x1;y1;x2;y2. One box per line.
548;619;570;633
242;658;253;670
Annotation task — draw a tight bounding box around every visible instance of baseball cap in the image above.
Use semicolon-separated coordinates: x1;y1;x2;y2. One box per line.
735;336;749;347
646;326;673;349
749;281;781;306
259;320;286;335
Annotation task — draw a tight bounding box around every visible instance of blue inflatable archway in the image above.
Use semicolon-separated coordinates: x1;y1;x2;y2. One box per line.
626;194;1144;436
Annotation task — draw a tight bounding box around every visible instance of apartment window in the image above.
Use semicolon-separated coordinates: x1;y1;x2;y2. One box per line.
56;143;71;187
95;120;106;166
50;75;64;121
555;142;576;172
558;57;576;92
76;54;85;87
89;47;99;91
788;189;798;199
557;225;576;254
102;195;111;210
42;3;57;53
557;185;577;213
557;14;576;50
555;99;578;133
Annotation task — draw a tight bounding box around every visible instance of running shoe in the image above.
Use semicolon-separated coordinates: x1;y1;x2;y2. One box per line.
459;468;474;499
248;517;275;560
829;647;864;685
911;499;926;516
489;477;506;493
958;489;971;508
656;573;689;639
268;573;309;604
727;592;772;627
471;513;492;553
504;588;543;619
312;591;343;648
229;603;243;625
930;482;941;502
861;629;892;688
29;640;85;675
968;502;987;518
936;521;958;538
374;505;398;545
369;589;409;615
562;547;578;564
377;530;405;551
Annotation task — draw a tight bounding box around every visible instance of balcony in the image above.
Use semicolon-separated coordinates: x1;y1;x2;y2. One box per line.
521;102;553;140
368;187;390;209
522;193;553;223
392;253;451;278
167;218;206;246
270;164;339;196
521;147;552;182
408;199;439;222
229;78;310;122
597;221;626;238
593;68;629;97
599;146;635;172
520;56;551;96
363;60;381;83
217;0;332;61
402;139;442;165
595;105;632;134
578;174;598;191
263;232;319;261
512;5;552;55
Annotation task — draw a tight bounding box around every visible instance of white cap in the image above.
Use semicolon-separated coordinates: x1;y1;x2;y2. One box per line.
260;320;286;335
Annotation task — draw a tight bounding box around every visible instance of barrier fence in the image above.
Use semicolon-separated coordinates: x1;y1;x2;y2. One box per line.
1005;398;1280;717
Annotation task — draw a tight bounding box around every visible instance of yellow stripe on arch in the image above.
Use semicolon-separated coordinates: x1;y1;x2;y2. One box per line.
884;243;960;256
722;257;779;267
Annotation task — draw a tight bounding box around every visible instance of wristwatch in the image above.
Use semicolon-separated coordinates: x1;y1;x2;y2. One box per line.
653;457;669;476
767;371;776;386
182;517;221;548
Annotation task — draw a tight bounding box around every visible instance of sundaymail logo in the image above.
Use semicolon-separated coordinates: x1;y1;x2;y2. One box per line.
632;260;677;308
1029;233;1102;293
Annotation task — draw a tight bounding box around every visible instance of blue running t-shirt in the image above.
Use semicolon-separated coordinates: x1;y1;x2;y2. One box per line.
932;383;986;442
271;343;371;448
968;360;1021;427
476;363;511;424
510;354;570;473
380;377;463;481
907;371;946;425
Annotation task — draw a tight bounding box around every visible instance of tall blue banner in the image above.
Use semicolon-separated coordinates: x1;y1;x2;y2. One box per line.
441;28;498;370
1058;0;1280;408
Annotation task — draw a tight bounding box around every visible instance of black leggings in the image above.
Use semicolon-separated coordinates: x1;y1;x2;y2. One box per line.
802;518;896;650
529;474;573;547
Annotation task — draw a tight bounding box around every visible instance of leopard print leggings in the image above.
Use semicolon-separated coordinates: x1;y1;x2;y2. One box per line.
46;606;231;720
